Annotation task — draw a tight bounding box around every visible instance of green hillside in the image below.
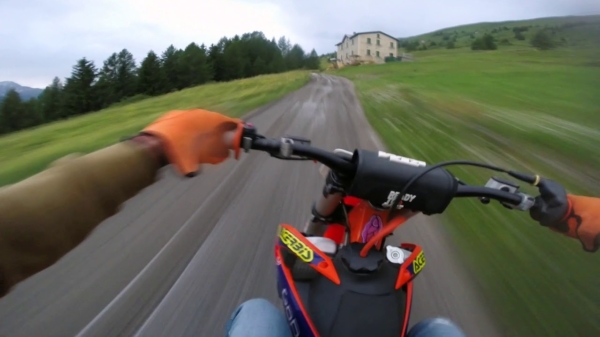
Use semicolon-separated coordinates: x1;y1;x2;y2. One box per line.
398;14;600;50
336;15;600;337
0;71;310;187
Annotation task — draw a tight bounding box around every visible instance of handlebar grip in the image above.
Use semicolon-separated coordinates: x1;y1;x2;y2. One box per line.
223;129;239;150
529;179;569;227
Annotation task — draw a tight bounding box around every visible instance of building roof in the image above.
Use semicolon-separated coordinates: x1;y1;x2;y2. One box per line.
335;31;398;46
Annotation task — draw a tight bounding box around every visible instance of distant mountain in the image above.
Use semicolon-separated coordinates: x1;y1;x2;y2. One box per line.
0;81;44;101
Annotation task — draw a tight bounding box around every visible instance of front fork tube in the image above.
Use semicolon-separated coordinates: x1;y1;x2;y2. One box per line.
304;192;344;236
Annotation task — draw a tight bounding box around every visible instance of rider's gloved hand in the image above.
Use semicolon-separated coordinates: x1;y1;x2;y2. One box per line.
141;109;244;176
530;179;600;252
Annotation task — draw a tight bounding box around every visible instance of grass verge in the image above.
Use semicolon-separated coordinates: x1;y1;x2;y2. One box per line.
0;71;310;187
337;47;600;336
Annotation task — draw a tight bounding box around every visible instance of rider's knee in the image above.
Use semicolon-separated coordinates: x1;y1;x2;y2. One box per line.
408;317;466;337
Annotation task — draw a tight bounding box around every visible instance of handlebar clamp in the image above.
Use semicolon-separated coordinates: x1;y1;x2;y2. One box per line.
512;193;536;211
484;177;534;211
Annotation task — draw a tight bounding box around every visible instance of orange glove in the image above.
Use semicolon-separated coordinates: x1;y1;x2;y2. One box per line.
558;195;600;252
142;109;244;176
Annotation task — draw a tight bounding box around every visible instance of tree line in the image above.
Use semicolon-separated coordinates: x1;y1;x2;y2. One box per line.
0;31;320;135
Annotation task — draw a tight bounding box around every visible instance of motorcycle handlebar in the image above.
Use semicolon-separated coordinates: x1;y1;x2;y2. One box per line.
249;137;356;175
240;128;532;209
455;185;522;204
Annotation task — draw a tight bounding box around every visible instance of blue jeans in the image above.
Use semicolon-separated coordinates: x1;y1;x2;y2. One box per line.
225;298;466;337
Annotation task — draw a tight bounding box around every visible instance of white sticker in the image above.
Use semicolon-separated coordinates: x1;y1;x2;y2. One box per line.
378;151;426;167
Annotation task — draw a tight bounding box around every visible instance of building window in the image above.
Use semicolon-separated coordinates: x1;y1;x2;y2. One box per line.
351;50;354;55
377;39;380;46
389;53;394;57
367;38;371;44
390;42;394;48
367;49;371;55
352;39;354;45
346;53;348;58
377;33;380;38
346;41;348;47
376;51;380;57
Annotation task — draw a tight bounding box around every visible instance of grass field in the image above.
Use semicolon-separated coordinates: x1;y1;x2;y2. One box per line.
337;31;600;336
400;14;600;50
0;71;310;187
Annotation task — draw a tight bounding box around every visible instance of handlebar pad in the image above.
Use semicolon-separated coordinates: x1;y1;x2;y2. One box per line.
346;150;458;215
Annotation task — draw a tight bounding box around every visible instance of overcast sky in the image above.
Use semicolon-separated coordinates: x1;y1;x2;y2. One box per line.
1;0;598;88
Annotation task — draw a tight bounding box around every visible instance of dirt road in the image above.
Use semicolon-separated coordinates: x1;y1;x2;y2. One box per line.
0;74;501;337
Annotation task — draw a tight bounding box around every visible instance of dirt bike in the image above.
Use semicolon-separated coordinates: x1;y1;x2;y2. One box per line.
238;123;538;337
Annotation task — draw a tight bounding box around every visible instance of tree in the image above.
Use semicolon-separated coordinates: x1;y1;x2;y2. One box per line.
531;30;555;50
446;40;456;49
513;26;529;33
471;34;497;50
222;38;247;81
0;89;24;133
304;49;320;70
95;53;119;108
179;43;213;87
161;45;182;92
268;38;286;73
39;77;62;122
21;97;41;128
404;40;419;52
252;56;268;75
60;57;98;117
277;36;291;56
0;30;320;135
115;49;138;100
138;51;167;96
208;42;226;82
515;31;526;40
285;44;306;70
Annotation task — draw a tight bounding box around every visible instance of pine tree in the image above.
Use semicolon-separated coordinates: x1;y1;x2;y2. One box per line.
61;57;98;116
208;43;226;82
21;97;41;128
3;30;319;133
95;53;119;108
138;51;166;96
161;45;182;92
305;49;320;70
286;44;306;70
39;77;62;122
222;39;247;81
0;89;24;133
268;38;286;73
277;36;291;56
252;56;267;75
115;49;138;100
179;43;212;87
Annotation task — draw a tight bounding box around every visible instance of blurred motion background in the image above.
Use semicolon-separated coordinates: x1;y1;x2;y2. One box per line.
0;1;599;336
